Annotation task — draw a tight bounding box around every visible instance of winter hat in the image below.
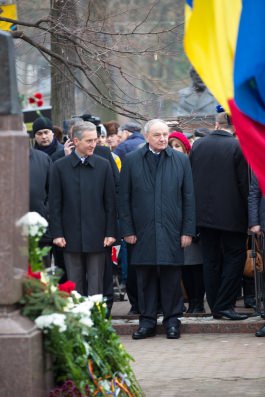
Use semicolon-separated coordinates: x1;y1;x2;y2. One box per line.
194;127;210;138
32;117;53;135
168;132;191;154
121;122;141;133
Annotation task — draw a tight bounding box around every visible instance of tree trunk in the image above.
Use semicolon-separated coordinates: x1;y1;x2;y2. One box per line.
50;0;77;126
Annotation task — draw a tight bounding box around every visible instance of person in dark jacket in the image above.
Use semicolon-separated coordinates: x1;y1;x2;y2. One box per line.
49;122;117;296
190;112;249;321
32;117;64;156
119;119;195;340
114;122;145;163
51;117;119;311
29;148;52;266
248;174;265;336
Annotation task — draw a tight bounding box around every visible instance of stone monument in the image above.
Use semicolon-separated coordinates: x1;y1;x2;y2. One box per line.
0;31;46;397
175;67;218;116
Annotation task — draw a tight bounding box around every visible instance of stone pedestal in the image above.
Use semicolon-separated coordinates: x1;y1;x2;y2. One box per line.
0;31;49;397
0;309;48;397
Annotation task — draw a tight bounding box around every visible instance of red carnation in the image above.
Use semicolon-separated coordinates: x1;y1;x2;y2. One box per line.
27;264;41;280
37;100;44;107
58;281;76;294
34;92;43;99
28;97;35;104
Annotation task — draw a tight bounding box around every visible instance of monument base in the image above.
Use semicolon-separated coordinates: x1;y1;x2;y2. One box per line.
0;308;52;397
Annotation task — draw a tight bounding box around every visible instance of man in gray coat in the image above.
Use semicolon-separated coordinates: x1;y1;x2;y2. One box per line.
119;119;195;339
49;122;117;296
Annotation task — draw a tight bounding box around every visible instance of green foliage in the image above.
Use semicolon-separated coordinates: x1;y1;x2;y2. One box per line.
29;232;51;272
20;276;70;320
20;276;144;396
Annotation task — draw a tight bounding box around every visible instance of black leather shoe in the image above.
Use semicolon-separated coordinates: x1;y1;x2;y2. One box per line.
186;303;195;313
132;327;156;340
128;307;139;315
255;325;265;337
166;326;181;339
213;309;248;321
192;305;206;314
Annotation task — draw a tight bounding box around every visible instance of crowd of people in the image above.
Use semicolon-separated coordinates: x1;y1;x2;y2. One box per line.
28;112;265;340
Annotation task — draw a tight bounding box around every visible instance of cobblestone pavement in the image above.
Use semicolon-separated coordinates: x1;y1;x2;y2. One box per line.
120;333;265;397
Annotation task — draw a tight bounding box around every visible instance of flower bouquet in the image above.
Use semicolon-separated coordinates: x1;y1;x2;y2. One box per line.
17;212;143;397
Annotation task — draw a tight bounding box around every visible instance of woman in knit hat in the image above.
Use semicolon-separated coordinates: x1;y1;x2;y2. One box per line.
168;131;205;314
168;131;191;154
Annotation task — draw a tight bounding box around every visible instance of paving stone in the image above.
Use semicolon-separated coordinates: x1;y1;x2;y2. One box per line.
120;334;265;397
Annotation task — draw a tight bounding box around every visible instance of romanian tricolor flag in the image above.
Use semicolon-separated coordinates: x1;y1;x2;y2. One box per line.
184;0;265;194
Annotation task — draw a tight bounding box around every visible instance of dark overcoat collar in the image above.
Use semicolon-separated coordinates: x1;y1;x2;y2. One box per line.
210;129;234;138
69;150;96;168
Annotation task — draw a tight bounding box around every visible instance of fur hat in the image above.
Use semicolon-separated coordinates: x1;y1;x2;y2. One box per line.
32;117;53;135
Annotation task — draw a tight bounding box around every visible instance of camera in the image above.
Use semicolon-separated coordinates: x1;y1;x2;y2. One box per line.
75;114;102;136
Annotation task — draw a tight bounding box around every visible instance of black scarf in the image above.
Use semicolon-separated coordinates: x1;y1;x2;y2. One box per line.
34;137;59;156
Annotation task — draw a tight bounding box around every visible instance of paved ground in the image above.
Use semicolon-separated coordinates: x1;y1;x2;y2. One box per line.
121;333;265;397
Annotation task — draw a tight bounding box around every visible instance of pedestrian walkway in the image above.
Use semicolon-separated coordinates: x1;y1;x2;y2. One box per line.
121;333;265;397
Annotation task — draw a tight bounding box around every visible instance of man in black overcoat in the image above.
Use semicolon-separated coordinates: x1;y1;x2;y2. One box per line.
119;119;195;339
49;122;117;296
190;112;249;320
51;117;119;310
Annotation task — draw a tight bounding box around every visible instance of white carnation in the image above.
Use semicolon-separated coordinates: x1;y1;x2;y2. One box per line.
16;212;48;237
89;294;103;303
80;317;93;328
71;300;94;316
35;313;67;333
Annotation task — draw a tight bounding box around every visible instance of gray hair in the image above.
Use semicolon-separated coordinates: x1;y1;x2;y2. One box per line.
72;121;97;140
68;117;84;129
144;119;169;135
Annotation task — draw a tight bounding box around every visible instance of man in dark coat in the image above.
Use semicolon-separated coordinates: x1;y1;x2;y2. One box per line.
49;121;117;296
119;119;195;339
30;148;52;225
190;112;249;320
114;122;145;163
29;148;52;266
51;117;119;311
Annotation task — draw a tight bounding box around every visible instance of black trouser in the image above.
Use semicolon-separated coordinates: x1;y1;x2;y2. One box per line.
200;227;247;313
103;247;114;313
182;264;205;302
52;245;67;283
126;245;139;312
136;265;183;329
